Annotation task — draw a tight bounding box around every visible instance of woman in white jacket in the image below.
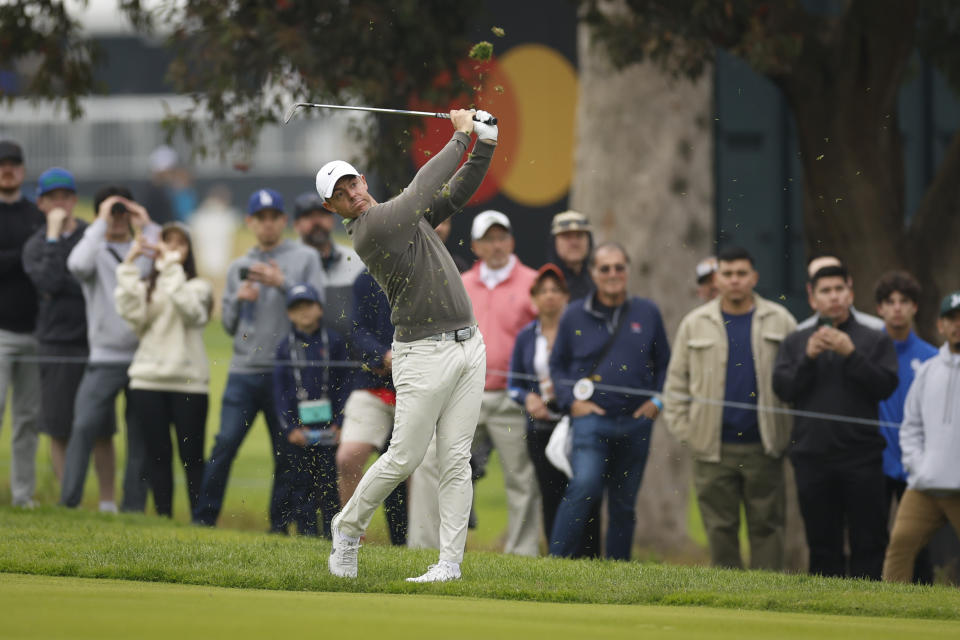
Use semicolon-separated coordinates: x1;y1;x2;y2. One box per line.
115;223;213;517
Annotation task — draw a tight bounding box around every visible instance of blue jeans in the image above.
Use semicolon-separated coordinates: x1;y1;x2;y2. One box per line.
193;372;285;528
549;413;653;560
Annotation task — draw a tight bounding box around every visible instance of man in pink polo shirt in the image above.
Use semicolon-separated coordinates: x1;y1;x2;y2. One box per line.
408;210;542;555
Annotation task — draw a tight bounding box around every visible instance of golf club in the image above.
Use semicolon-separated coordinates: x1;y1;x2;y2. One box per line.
283;102;497;126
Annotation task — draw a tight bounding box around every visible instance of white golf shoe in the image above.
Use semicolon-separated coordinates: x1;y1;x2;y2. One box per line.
328;518;360;578
405;560;461;583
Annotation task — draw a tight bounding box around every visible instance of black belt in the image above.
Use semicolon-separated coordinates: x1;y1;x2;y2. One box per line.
425;326;476;342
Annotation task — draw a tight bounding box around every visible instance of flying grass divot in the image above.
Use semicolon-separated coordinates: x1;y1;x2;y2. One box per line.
469;41;494;61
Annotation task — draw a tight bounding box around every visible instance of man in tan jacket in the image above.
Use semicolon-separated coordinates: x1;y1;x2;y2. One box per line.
663;247;796;569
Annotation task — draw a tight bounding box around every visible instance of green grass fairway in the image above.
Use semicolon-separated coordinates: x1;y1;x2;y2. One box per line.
3;508;959;622
4;573;959;640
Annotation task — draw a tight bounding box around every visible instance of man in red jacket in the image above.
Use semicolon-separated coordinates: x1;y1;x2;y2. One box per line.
409;210;543;555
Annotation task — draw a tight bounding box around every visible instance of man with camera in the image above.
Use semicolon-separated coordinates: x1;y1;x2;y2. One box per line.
193;188;326;531
773;264;899;580
62;187;160;511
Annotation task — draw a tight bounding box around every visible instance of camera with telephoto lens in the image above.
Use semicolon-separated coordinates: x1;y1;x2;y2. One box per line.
110;202;128;216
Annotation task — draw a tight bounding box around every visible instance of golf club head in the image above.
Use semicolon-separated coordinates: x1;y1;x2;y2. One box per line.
282;103;304;125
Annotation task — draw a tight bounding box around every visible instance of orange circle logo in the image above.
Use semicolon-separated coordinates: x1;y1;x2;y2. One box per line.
410;44;578;207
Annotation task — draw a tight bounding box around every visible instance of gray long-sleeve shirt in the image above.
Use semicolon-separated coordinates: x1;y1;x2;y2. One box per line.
345;132;495;342
66;218;158;363
222;239;326;374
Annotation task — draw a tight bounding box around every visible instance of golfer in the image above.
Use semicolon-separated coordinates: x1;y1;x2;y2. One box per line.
318;109;498;583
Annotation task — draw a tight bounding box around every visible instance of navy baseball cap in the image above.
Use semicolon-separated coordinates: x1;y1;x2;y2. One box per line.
247;188;284;216
36;167;77;197
293;192;329;219
286;283;322;308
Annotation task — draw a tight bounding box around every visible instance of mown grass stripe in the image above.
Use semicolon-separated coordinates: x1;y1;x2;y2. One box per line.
4;573;960;640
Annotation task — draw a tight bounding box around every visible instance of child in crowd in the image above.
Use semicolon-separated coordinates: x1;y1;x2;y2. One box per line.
272;283;348;536
115;222;213;517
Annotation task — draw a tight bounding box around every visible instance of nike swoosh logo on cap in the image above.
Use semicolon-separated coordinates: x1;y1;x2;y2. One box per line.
328;167;335;175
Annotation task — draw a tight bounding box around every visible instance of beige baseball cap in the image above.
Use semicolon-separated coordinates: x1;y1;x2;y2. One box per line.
551;210;592;235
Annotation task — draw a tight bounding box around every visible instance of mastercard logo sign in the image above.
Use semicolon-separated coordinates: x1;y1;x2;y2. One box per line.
409;44;579;208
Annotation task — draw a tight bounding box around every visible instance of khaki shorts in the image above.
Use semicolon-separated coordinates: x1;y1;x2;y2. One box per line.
341;389;396;449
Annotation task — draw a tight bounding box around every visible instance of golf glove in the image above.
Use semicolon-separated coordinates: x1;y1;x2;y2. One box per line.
473;110;498;143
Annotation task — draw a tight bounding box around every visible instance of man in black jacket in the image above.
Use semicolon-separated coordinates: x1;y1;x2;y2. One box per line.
773;264;898;580
22;168;118;511
0;140;44;507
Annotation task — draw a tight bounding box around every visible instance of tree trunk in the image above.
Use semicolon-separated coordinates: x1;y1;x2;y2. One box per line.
781;0;939;335
781;0;960;341
908;130;960;338
572;21;713;558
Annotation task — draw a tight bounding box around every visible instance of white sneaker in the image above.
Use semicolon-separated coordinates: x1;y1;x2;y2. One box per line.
328;517;360;578
405;560;461;583
98;501;118;514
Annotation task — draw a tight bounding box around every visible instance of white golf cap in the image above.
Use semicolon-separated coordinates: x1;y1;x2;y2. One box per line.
695;256;718;284
471;210;512;240
316;160;360;199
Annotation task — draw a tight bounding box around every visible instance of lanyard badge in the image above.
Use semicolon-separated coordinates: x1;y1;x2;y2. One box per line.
290;329;332;425
298;398;333;425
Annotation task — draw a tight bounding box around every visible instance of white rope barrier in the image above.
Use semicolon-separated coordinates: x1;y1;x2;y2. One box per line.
7;354;907;430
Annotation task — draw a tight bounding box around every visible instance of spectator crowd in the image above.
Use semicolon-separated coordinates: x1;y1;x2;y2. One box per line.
1;137;959;583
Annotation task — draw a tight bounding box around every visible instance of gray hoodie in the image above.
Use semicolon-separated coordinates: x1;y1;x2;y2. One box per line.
222;239;326;374
66;218;158;363
901;343;960;492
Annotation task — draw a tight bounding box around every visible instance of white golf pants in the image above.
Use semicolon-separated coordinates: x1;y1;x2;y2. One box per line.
336;330;486;564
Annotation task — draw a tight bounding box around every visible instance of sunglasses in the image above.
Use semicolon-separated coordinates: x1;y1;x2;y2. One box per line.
597;263;627;274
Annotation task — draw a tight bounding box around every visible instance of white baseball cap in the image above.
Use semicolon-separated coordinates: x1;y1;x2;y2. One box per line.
471;210;512;240
695;256;718;284
149;144;178;173
316;160;361;199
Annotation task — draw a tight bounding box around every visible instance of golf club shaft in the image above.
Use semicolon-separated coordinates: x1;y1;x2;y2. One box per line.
284;102;496;125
